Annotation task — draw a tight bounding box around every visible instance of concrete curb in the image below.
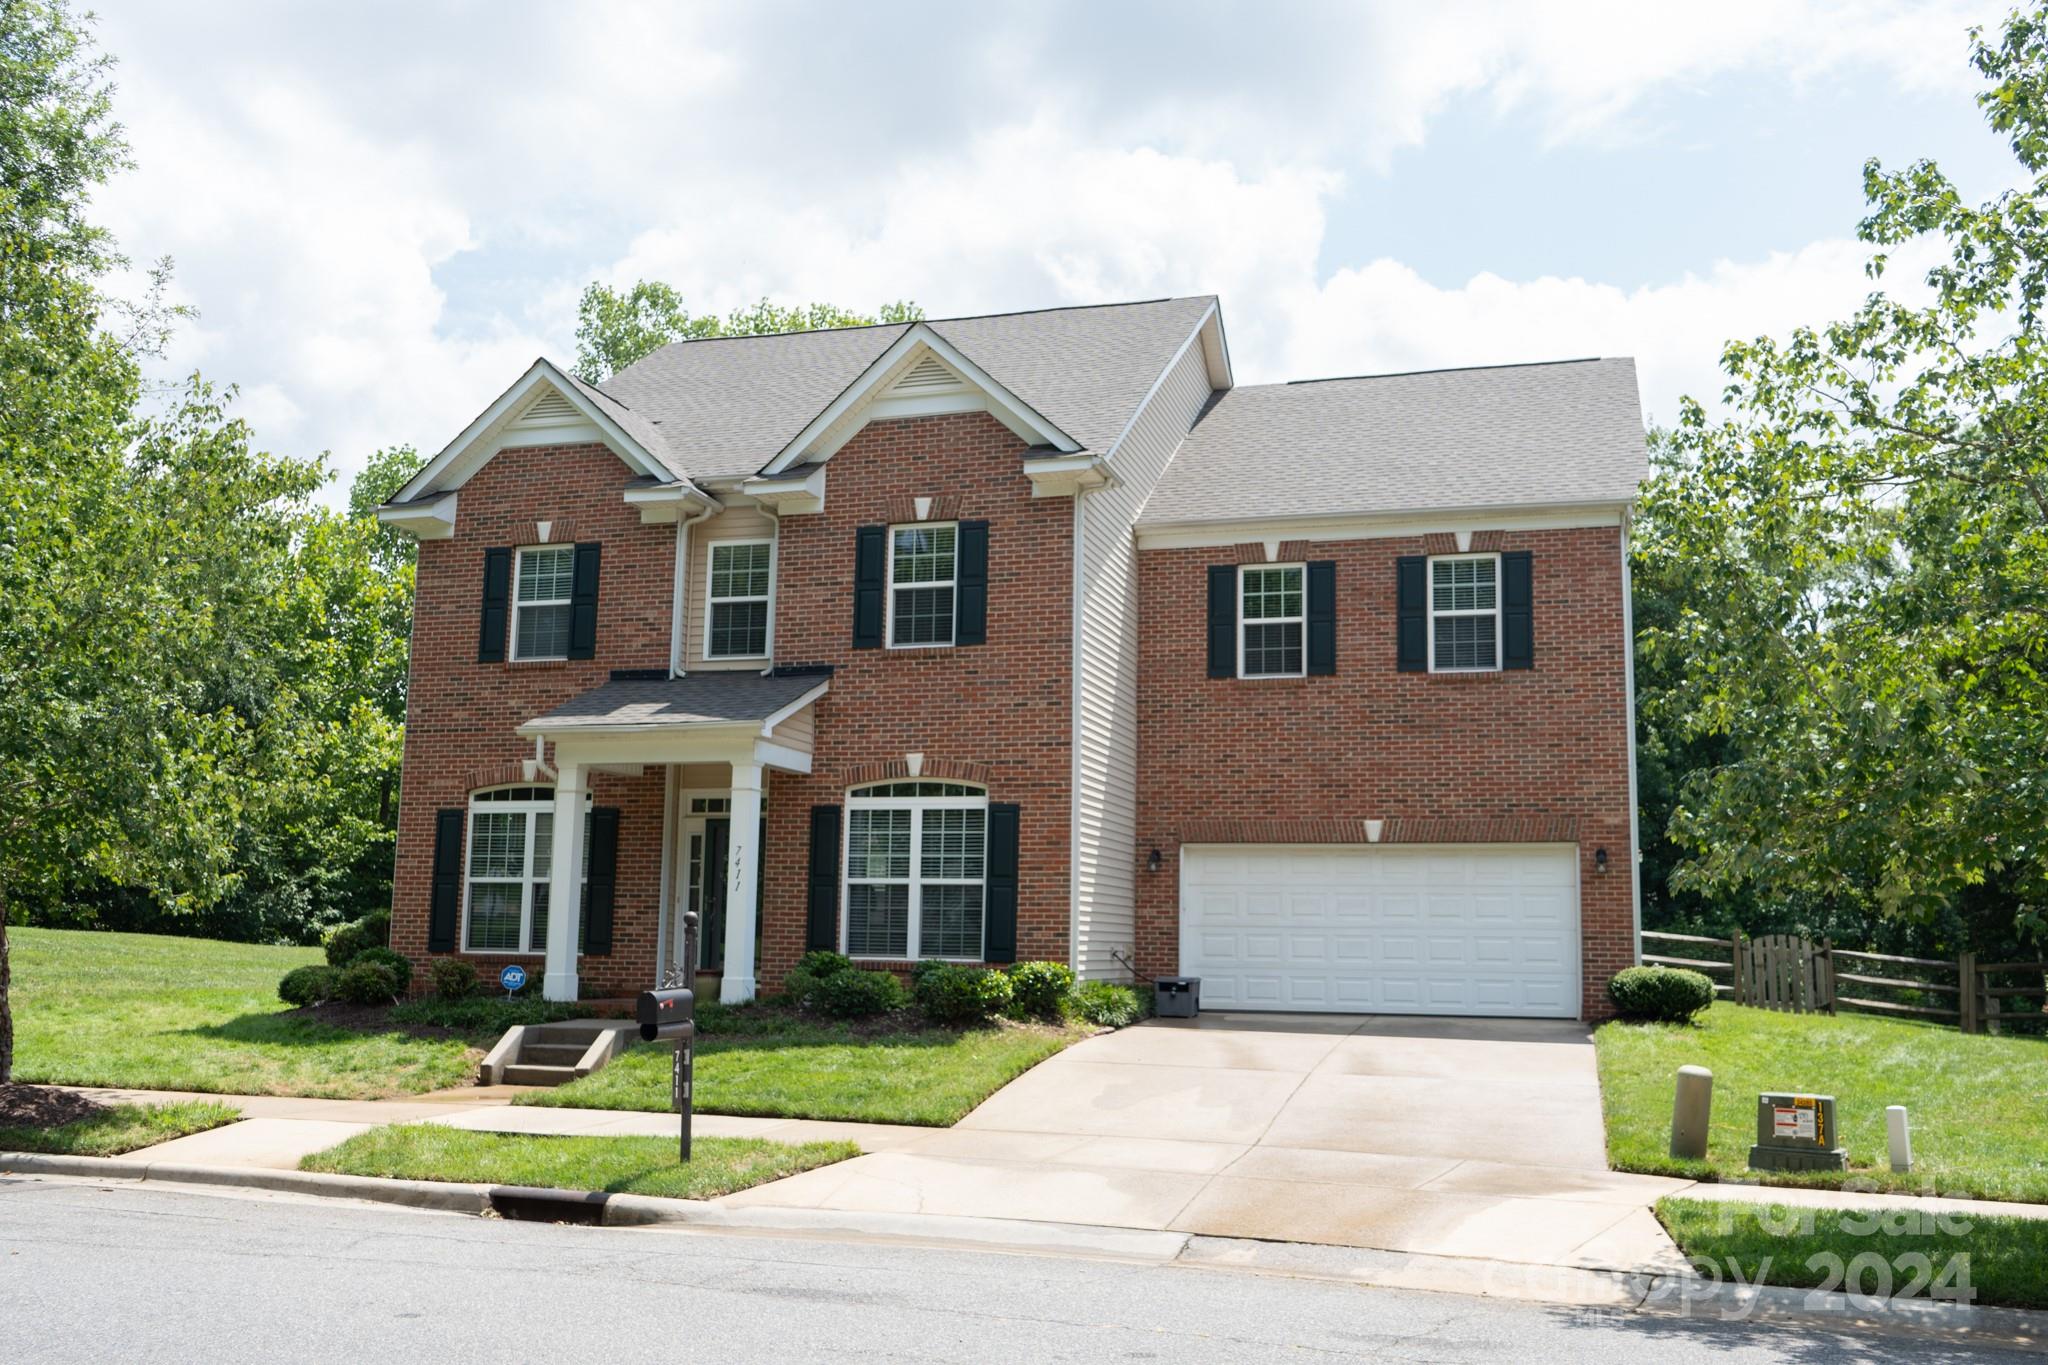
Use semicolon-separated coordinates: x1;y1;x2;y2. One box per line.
1;1151;490;1215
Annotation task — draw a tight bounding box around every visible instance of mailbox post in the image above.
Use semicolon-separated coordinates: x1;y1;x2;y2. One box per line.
637;986;696;1162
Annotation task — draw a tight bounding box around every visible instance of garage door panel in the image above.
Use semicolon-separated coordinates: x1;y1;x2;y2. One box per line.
1181;845;1579;1019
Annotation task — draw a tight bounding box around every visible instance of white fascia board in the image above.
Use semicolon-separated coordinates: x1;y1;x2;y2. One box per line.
740;463;827;515
1133;500;1635;551
757;680;831;735
1093;303;1216;470
374;491;457;540
624;482;721;525
1199;305;1233;390
759;323;1081;476
1023;453;1113;498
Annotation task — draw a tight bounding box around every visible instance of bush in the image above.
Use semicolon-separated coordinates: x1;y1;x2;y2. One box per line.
347;946;413;995
1072;981;1146;1029
812;968;909;1019
429;958;478;1000
784;949;856;1008
1607;966;1716;1023
335;959;401;1005
1006;961;1075;1020
916;964;1015;1026
389;996;589;1032
324;919;374;967
278;964;339;1008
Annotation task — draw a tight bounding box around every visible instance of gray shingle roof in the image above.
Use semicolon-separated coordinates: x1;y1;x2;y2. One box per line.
1137;358;1648;527
523;672;825;732
594;297;1216;481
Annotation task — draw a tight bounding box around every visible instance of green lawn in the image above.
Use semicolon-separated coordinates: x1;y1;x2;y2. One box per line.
301;1123;857;1200
1657;1196;2048;1312
517;1015;1083;1126
0;1099;242;1157
1596;1002;2048;1202
9;927;480;1099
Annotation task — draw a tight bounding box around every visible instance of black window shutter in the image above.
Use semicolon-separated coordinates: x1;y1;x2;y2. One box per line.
582;806;619;956
1396;555;1427;673
853;526;886;648
1502;550;1534;670
478;548;511;663
428;808;464;952
1306;560;1336;676
568;542;602;660
955;519;989;646
1206;565;1237;678
984;803;1020;964
806;805;842;951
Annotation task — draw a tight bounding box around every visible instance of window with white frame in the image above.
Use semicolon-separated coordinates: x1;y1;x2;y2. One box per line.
1429;553;1501;672
705;540;772;659
887;523;956;647
844;781;986;959
513;546;576;660
1239;563;1305;677
464;786;590;954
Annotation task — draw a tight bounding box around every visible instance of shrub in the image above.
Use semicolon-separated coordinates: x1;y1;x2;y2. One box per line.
1072;981;1146;1029
1607;966;1716;1023
359;907;391;946
278;964;339;1008
347;946;413;995
785;949;856;1008
389;996;589;1031
812;968;909;1019
429;958;478;1000
324;919;374;967
1006;961;1075;1020
916;964;1014;1026
335;959;401;1005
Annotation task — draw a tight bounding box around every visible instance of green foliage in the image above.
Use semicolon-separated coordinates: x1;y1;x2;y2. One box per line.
277;964;339;1008
428;957;477;1000
1605;966;1715;1023
346;945;411;995
334;959;400;1006
324;919;376;967
783;949;854;1008
1070;980;1147;1029
572;281;923;381
810;968;908;1019
387;995;591;1032
1005;961;1075;1020
914;964;1014;1026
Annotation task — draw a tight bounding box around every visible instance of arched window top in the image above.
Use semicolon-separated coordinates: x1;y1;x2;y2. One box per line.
470;784;591;807
848;780;984;800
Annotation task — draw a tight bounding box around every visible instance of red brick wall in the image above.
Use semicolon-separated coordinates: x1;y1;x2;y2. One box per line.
1134;526;1636;1020
389;442;674;997
762;410;1074;990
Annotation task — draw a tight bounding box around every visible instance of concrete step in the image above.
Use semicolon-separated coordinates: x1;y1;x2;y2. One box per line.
530;1025;605;1045
517;1043;587;1068
502;1064;580;1087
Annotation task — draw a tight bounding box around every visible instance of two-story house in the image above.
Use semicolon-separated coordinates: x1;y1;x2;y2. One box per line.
377;297;1647;1019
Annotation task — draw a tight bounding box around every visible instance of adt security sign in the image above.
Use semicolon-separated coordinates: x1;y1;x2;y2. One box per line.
499;964;527;994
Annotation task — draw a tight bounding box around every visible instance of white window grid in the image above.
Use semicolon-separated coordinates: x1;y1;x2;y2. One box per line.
703;539;774;660
461;786;591;955
1238;562;1306;679
885;522;957;649
842;781;987;961
512;545;575;661
1427;552;1503;673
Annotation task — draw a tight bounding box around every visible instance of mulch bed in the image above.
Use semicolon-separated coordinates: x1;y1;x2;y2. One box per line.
278;1000;474;1044
0;1083;109;1130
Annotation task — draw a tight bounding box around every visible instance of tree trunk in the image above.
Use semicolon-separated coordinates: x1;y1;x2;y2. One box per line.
0;887;12;1084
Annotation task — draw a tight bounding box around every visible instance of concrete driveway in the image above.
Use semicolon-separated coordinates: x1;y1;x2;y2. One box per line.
724;1012;1691;1272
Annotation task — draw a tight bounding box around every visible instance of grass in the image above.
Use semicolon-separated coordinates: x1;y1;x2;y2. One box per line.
1595;1001;2048;1203
0;1099;241;1157
10;927;481;1100
1657;1196;2048;1312
517;1011;1084;1126
300;1123;857;1200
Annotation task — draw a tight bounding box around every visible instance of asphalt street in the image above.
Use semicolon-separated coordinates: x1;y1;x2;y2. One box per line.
0;1175;2026;1363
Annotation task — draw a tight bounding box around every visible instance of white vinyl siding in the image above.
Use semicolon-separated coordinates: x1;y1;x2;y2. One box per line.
1072;333;1217;980
683;505;777;671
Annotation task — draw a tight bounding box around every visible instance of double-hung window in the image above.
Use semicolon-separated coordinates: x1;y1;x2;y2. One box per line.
1239;564;1305;678
513;546;575;661
887;523;955;647
705;540;772;659
844;781;986;960
1429;553;1501;672
464;787;589;954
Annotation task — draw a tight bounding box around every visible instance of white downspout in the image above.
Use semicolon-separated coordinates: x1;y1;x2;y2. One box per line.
671;503;716;677
1622;515;1643;963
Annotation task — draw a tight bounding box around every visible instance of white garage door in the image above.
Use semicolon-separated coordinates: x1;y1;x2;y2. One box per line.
1180;844;1580;1017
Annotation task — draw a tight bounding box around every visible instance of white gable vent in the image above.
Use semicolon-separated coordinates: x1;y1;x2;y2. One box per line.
519;390;580;425
891;353;961;394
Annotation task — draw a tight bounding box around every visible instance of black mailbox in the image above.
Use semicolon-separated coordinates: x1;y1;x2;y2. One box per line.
636;987;696;1042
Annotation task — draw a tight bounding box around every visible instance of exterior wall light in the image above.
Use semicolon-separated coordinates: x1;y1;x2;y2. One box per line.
1595;847;1609;872
1147;848;1162;873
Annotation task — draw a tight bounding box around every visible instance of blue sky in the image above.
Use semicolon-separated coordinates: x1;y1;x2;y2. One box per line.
91;1;2017;497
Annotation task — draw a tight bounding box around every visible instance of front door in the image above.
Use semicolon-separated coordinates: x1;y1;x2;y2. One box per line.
699;818;729;971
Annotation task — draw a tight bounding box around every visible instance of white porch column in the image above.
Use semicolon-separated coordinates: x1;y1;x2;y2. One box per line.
722;762;763;1002
543;757;587;1003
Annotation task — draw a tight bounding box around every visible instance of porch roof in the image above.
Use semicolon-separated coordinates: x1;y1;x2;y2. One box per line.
519;671;827;735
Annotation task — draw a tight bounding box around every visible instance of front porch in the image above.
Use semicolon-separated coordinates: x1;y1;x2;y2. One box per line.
517;671;828;1004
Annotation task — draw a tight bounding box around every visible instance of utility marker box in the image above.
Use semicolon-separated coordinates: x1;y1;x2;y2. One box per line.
1749;1092;1847;1172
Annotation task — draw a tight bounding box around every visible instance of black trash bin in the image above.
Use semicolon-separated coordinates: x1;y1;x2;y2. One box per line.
1154;977;1200;1018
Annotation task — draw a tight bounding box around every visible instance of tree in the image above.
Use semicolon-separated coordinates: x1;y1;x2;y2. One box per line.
1641;5;2048;952
573;282;921;381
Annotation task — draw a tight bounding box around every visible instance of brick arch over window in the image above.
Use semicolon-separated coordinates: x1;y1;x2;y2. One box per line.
463;761;532;792
839;756;993;788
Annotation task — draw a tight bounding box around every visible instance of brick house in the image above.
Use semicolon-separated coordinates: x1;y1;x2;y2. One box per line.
377;298;1648;1019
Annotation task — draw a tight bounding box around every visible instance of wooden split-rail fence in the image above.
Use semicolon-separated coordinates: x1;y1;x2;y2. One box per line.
1640;930;2047;1034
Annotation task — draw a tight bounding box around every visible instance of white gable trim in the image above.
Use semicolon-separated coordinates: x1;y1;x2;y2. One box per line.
390;359;682;503
374;491;457;540
759;324;1082;476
